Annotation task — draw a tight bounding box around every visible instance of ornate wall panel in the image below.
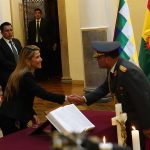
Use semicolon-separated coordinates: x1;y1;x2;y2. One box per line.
22;0;45;42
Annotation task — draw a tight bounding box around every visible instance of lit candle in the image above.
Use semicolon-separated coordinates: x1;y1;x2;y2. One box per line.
99;136;113;150
103;136;106;144
131;126;141;150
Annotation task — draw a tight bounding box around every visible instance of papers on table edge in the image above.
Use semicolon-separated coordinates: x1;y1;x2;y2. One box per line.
46;104;95;134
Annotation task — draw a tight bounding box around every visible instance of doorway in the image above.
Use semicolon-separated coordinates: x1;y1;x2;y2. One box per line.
44;0;62;78
23;0;62;79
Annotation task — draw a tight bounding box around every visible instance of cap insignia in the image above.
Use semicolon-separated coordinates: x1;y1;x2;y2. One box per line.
119;65;127;72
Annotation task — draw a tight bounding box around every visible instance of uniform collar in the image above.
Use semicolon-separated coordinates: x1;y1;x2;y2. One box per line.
110;61;117;73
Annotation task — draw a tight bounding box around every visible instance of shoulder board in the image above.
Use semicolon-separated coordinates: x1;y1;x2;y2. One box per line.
119;65;127;72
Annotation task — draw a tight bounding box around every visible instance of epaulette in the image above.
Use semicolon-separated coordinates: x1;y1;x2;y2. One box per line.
119;65;127;72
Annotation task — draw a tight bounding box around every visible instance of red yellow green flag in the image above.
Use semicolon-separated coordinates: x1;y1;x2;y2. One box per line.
139;0;150;81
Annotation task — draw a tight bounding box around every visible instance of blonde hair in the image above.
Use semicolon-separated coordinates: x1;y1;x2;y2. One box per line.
4;45;40;99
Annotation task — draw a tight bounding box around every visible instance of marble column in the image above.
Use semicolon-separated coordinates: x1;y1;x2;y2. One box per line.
57;0;72;83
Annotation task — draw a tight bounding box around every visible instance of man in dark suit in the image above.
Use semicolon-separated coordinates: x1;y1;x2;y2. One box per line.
68;41;150;149
28;8;55;80
0;22;22;91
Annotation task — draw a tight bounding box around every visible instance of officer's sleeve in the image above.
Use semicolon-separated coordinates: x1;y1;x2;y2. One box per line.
85;79;109;105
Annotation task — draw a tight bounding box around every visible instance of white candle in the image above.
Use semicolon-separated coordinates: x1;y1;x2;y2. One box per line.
131;126;141;150
99;136;113;150
115;103;122;116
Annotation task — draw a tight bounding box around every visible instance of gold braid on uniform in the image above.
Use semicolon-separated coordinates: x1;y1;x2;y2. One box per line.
116;119;127;146
108;71;118;106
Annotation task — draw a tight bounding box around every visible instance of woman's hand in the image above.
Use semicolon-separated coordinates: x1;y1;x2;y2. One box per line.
67;94;86;105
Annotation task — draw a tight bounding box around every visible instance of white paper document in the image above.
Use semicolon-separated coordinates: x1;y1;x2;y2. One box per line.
46;104;95;134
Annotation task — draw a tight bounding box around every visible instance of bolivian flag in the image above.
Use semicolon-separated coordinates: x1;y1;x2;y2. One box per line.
139;0;150;81
114;0;139;65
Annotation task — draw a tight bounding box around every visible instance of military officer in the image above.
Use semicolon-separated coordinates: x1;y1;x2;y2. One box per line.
68;41;150;149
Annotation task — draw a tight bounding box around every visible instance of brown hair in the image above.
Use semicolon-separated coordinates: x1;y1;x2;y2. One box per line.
4;45;40;99
34;8;42;14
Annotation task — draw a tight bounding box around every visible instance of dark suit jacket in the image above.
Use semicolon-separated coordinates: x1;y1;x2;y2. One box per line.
28;18;54;49
0;72;65;122
0;38;22;90
85;58;150;129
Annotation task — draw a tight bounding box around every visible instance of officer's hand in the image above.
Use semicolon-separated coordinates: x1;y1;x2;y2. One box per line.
67;94;85;105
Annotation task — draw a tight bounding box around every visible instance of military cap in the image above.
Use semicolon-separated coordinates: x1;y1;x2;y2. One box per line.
92;41;120;58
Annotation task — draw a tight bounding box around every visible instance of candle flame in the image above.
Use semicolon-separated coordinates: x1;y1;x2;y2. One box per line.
132;126;136;130
103;136;106;144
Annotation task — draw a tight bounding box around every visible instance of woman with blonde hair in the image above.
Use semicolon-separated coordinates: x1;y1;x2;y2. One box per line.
0;45;67;136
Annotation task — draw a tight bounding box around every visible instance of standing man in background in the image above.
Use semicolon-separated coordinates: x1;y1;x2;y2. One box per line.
28;8;56;81
0;22;22;91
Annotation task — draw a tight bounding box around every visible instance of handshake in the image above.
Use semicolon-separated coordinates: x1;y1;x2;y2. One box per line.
66;95;86;105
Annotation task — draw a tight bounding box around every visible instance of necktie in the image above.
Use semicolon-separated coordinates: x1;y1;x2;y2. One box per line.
36;21;40;43
9;40;18;62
